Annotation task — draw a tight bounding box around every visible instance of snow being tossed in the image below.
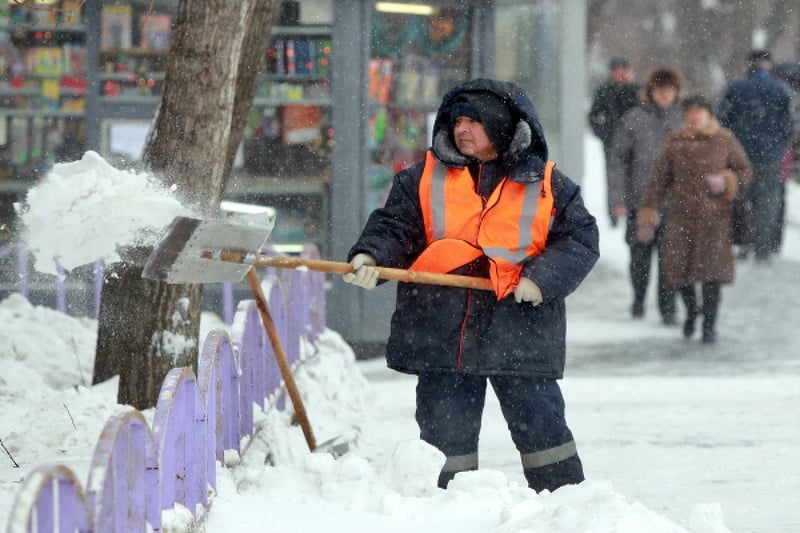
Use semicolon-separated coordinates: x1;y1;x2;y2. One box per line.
15;151;194;276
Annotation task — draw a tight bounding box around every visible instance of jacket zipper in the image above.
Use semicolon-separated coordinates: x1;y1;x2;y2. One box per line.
456;162;488;370
457;265;474;370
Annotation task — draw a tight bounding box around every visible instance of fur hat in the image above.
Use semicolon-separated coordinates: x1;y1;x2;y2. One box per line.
644;67;682;100
450;91;516;153
682;94;714;114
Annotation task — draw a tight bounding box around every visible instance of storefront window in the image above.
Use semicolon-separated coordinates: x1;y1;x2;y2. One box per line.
494;2;561;160
367;2;472;209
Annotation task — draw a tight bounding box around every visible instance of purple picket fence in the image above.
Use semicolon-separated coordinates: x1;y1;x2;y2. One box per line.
1;242;105;317
5;254;328;532
198;330;239;461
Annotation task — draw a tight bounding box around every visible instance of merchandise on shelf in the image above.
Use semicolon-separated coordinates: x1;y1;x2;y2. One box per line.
100;5;132;50
245;22;333;183
266;35;332;78
99;49;166;98
0;2;88;177
139;14;171;50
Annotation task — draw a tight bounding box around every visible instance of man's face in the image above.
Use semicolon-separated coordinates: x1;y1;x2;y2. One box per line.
611;67;634;84
453;116;498;162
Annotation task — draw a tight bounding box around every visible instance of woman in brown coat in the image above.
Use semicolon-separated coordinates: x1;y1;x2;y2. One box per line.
637;95;753;343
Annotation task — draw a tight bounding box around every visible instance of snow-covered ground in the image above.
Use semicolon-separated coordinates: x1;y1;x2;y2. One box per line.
1;135;799;532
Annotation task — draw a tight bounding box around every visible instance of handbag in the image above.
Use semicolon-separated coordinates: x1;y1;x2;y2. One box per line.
732;194;755;245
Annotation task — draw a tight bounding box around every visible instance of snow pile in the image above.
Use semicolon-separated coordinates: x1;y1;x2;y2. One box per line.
0;293;96;391
16;150;194;275
0;294;120;491
213;433;701;533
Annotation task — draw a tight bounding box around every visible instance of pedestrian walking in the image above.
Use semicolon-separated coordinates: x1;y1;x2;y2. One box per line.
343;79;599;492
717;50;798;261
589;57;641;225
607;67;683;323
771;61;800;253
637;95;753;343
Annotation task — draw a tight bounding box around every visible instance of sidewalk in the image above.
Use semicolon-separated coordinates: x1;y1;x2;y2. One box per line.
558;252;800;532
552;140;800;530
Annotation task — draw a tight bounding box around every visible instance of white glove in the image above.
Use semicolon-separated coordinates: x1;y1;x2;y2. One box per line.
342;253;378;289
514;278;543;305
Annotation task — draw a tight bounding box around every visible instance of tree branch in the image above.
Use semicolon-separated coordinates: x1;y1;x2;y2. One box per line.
1;438;19;468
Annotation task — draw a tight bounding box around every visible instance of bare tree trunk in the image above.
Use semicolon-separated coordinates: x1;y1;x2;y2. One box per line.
93;0;279;410
586;0;612;46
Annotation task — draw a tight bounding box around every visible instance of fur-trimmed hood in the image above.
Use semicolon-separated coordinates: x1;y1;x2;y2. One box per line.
431;79;549;183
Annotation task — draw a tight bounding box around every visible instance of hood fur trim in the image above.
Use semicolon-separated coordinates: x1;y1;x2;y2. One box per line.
432;119;533;169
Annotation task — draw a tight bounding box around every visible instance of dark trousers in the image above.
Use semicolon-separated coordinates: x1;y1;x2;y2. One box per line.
626;213;676;319
678;282;721;335
749;161;783;259
603;142;618;225
415;371;583;492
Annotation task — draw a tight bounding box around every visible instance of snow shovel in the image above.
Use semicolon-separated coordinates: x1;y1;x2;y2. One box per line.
140;214;325;454
142;215;494;291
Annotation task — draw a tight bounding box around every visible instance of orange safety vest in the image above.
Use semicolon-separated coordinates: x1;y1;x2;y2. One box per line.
409;151;555;300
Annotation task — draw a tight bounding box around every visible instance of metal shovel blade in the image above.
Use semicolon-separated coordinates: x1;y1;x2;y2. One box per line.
142;214;274;284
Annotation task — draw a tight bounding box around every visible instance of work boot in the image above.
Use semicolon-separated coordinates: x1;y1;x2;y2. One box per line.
437;467;478;489
523;455;585;493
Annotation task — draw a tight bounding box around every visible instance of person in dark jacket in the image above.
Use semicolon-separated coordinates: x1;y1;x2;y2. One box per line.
608;67;683;323
771;61;800;254
589;57;641;224
717;50;798;261
344;79;599;492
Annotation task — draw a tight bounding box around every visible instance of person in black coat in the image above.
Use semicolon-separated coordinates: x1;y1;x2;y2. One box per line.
589;57;641;224
344;79;599;492
717;50;798;261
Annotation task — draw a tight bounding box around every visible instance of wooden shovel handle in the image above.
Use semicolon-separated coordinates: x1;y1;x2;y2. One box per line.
246;267;316;452
249;254;494;291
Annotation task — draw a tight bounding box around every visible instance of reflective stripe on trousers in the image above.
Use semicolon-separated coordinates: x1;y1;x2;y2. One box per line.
441;452;479;474
520;440;578;469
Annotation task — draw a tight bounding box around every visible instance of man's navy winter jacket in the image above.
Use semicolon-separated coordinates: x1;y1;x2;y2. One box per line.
348;79;599;379
717;69;796;165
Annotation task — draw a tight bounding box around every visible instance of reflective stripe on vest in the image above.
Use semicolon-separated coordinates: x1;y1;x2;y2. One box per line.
411;150;555;299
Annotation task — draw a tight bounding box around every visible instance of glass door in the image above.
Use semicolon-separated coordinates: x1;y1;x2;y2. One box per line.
367;2;472;209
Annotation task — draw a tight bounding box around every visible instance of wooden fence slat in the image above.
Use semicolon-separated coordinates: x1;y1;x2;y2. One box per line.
199;330;236;487
86;409;160;532
35;483;53;532
152;367;196;513
236;303;258;441
266;282;286;408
